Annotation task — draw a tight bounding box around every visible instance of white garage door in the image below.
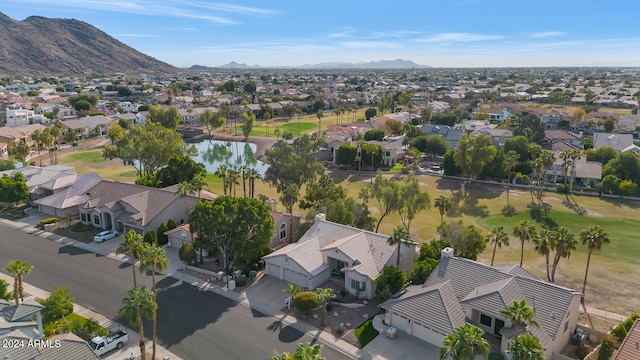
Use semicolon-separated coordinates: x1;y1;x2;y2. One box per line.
413;321;443;346
391;312;411;333
284;268;308;287
268;263;282;279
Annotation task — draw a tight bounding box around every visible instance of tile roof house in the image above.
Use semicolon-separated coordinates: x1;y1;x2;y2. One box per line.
593;133;634;153
0;329;100;360
263;214;415;299
543;152;602;187
470;128;514;148
0;164;77;200
0;299;45;340
543;130;583;149
614;318;640;360
418;124;464;149
380;248;581;359
35;177;197;234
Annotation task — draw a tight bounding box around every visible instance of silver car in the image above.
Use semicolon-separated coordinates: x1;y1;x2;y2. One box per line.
93;229;119;243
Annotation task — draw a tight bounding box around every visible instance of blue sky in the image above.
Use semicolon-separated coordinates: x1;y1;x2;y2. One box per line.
3;0;640;68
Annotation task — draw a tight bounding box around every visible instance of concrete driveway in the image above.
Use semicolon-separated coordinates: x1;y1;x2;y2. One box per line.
359;330;440;360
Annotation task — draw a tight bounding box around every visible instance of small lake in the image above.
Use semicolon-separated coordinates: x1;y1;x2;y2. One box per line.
188;139;269;176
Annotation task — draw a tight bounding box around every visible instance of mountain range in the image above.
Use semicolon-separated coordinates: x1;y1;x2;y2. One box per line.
193;59;432;70
0;12;177;76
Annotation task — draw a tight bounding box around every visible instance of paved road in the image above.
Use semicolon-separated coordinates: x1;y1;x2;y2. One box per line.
0;224;349;360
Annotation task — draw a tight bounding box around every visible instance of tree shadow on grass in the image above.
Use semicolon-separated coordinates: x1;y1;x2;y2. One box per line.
561;194;588;216
527;202;558;229
435;177;462;192
448;188;490;218
598;196;640;209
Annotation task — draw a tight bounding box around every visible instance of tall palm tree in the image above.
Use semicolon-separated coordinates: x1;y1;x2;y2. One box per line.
532;229;554;282
507;334;545;360
190;175;206;199
315;288;336;326
175;181;193;212
387;226;412;268
116;230;144;288
41;128;54;165
239;166;248;197
315;109;323;133
227;168;240;196
433;195;452;225
139;244;168;360
579;225;610;297
246;168;260;198
4;260;33;303
550;227;577;283
49;122;62;164
119;287;156;360
504;150;520;208
31;129;43;167
512;220;537;267
486;226;509;266
215;164;229;195
439;323;489;360
500;299;539;340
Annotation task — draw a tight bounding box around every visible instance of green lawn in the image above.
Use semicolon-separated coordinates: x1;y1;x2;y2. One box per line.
354;318;379;348
68;150;106;163
43;312;109;337
478;211;640;265
388;164;404;172
233;121;318;138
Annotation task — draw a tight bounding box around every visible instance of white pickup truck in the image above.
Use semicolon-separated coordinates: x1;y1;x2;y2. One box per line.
89;329;128;356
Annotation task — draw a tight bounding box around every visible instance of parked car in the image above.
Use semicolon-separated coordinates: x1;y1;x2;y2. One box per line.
93;229;119;243
89;330;128;356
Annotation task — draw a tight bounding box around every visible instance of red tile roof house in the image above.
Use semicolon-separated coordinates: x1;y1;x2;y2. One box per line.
262;214;415;299
614;318;640;360
380;247;581;359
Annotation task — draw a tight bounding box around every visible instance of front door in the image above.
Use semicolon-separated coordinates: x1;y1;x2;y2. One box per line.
494;319;505;337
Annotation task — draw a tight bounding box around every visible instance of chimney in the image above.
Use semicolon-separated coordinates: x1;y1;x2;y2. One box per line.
315;213;326;222
265;199;276;211
441;247;454;259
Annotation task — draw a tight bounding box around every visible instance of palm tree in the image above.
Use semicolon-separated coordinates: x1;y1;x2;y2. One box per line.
504;150;520;208
4;260;33;303
315;288;336;326
512;220;537;267
118;287;156;360
190;175;206;199
439;323;489;360
486;226;509;266
387;226;412;268
507;334;546;360
49;122;62;164
227;168;240;196
215;164;229;195
334;108;342;125
532;229;554;282
550;227;578;283
246;168;260;198
283;284;303;297
41;128;54;165
175;181;193;212
315;109;324;133
434;195;452;225
579;225;610;297
500;299;539;340
31;129;43;167
116;230;144;288
139;244;168;360
238;166;248;197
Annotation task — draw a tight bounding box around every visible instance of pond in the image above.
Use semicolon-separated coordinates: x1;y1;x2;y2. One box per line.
189;139;269;176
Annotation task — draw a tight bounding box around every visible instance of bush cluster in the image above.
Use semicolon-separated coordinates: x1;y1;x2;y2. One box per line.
39;217;58;227
292;291;318;314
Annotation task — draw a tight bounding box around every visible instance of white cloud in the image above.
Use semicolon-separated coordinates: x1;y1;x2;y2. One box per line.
418;33;504;43
530;31;568;38
339;41;399;49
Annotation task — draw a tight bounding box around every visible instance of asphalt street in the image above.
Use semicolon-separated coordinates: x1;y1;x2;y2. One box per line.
0;223;349;360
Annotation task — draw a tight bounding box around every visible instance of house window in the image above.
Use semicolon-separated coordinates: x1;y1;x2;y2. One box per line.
279;223;287;240
81;213;86;222
93;215;100;225
564;321;569;333
350;279;365;291
385;151;390;156
480;314;492;327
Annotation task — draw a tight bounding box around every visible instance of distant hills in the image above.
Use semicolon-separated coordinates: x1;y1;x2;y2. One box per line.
0;12;178;76
191;59;431;70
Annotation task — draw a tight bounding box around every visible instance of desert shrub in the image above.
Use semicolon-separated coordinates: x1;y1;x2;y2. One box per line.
293;291;318;314
178;243;196;265
143;230;158;245
598;336;616;360
39;217;58;227
156;223;168;245
235;274;247;287
611;313;640;343
249;270;258;279
166;218;177;230
282;131;294;140
0;279;11;301
575;345;591;360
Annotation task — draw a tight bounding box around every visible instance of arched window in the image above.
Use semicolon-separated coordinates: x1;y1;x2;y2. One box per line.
279;223;287;240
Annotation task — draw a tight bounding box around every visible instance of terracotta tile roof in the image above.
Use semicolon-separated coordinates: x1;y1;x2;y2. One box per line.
614;318;640;360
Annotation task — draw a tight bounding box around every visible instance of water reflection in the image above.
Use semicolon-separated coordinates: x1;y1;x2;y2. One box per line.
191;139;268;175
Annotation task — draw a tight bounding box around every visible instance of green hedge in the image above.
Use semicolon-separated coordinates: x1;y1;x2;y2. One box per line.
39;217;58;227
